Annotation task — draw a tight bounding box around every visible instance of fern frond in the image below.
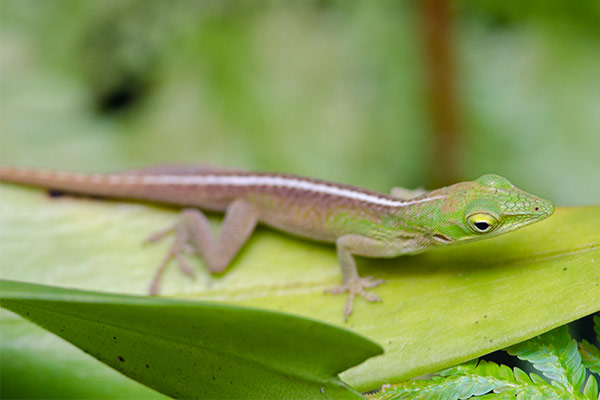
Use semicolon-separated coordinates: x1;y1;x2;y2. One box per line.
367;360;571;400
579;339;600;374
368;319;599;399
507;325;586;393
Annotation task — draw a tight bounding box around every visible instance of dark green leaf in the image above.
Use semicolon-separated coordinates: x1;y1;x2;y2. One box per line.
0;280;381;399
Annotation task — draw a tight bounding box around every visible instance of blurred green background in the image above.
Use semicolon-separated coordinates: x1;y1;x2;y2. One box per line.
1;0;599;205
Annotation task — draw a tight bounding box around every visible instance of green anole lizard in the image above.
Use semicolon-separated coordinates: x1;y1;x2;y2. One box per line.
0;165;554;319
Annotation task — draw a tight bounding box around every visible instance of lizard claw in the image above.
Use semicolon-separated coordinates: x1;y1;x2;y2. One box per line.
326;276;385;321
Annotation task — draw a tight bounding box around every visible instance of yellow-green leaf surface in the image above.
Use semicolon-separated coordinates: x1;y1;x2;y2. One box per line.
1;185;599;392
0;280;380;399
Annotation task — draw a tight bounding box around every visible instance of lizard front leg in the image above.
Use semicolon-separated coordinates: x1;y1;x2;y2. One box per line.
326;235;388;320
146;199;259;294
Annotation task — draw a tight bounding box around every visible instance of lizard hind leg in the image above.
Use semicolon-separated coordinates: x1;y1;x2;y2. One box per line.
145;200;259;295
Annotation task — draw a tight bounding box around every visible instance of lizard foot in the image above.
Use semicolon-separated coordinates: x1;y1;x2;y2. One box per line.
144;221;197;295
326;276;385;321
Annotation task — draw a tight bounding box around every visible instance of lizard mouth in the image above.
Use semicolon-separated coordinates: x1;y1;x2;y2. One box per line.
498;198;555;232
495;210;554;235
432;233;452;244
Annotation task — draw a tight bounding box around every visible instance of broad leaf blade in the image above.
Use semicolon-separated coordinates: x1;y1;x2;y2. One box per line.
0;280;381;399
1;186;599;391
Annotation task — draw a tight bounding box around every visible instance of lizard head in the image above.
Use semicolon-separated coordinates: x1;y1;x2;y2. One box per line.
431;174;554;245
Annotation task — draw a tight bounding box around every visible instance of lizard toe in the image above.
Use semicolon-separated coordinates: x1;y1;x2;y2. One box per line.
327;276;385;320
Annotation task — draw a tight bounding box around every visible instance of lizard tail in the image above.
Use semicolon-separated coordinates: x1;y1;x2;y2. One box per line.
0;166;148;199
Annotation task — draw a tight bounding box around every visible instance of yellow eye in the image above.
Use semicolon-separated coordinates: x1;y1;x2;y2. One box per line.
466;213;499;233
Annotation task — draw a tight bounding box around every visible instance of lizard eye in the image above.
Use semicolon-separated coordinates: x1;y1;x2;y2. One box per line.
466;213;499;234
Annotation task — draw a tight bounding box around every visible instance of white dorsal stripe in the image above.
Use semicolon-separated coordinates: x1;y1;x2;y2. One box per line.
123;174;445;207
6;167;447;208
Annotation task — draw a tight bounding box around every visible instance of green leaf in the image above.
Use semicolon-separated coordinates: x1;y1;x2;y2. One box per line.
579;340;600;374
0;280;381;399
595;314;600;343
1;313;169;399
1;186;599;392
582;375;599;400
507;325;586;393
367;360;568;400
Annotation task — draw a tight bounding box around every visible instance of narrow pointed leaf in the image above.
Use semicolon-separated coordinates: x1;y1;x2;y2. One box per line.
582;375;598;400
0;280;381;399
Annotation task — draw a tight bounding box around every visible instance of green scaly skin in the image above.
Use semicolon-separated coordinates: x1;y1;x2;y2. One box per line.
327;174;553;255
